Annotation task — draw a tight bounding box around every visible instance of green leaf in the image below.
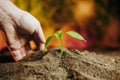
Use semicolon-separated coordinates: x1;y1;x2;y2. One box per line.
66;31;86;42
55;30;62;40
45;36;54;48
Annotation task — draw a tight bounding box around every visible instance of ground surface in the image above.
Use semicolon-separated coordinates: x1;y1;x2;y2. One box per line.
0;48;120;80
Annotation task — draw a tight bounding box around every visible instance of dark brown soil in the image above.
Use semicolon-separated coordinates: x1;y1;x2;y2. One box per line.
0;48;120;80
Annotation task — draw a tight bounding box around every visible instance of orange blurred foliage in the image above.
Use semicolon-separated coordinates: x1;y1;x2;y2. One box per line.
0;29;7;50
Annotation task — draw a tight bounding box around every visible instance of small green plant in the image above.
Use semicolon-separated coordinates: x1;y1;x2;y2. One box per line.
45;30;86;53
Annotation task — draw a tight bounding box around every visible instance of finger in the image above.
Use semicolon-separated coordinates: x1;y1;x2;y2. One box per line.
8;47;26;62
3;24;25;61
10;49;22;62
39;43;45;50
19;47;26;57
19;12;45;50
36;25;46;43
32;26;45;50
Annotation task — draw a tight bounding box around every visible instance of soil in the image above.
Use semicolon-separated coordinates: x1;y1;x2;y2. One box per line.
0;48;120;80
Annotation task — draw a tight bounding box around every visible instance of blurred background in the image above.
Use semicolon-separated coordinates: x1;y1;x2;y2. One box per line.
0;0;120;61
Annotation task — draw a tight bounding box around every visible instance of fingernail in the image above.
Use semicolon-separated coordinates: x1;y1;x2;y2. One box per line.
20;47;26;57
39;43;45;50
11;50;23;62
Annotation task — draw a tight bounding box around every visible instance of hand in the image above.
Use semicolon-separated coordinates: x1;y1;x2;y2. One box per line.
0;0;45;61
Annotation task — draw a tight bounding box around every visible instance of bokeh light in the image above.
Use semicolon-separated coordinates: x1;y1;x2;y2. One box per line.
74;0;95;21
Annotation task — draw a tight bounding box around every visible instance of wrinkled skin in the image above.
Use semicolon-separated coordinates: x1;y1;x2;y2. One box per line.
0;0;45;61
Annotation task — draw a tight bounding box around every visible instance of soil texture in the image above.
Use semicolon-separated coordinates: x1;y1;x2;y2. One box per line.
0;48;120;80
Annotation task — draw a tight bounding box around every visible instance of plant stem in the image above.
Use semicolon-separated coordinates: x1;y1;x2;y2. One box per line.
60;34;63;54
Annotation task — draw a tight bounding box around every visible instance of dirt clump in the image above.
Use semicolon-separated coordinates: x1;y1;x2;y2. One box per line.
0;48;120;80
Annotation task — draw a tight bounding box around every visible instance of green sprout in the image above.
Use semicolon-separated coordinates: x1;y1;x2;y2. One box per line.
45;30;86;53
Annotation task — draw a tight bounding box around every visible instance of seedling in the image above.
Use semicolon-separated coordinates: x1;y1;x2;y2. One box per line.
45;30;86;53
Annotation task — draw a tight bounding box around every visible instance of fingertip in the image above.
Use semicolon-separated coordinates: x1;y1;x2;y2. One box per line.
39;43;45;50
20;47;26;57
11;50;23;62
34;27;46;44
10;47;27;62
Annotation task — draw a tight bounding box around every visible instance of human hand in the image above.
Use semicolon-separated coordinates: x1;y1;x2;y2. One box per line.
0;0;45;61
